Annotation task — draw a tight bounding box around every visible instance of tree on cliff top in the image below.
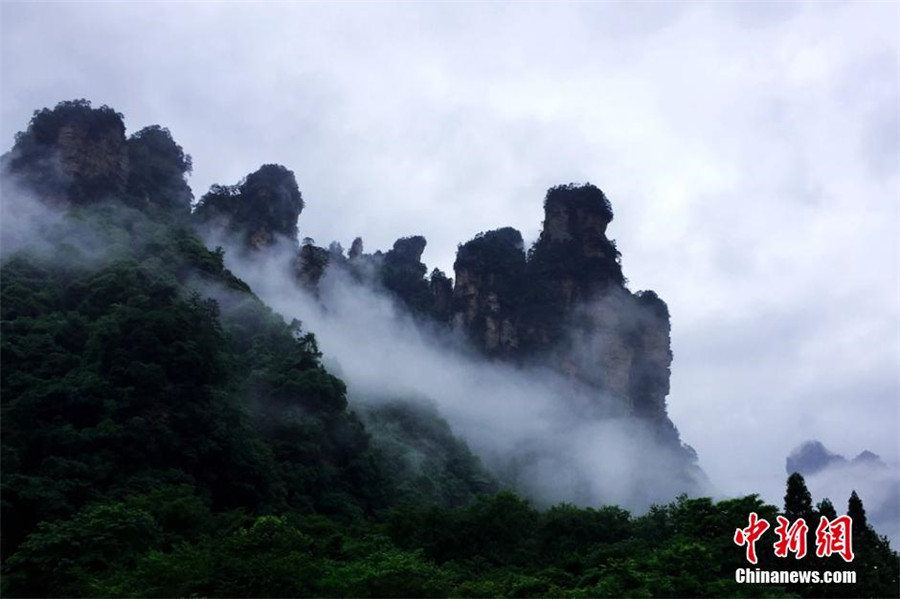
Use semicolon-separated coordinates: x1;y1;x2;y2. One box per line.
193;164;304;247
4;99;127;204
454;227;526;275
126;125;193;214
16;99;125;146
544;182;613;223
238;164;304;240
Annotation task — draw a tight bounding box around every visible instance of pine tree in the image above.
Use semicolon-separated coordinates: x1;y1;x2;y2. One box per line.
847;490;867;531
815;498;837;520
783;472;814;522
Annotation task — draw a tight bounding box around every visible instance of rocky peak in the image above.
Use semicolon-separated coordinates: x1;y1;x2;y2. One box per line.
4;99;128;204
387;236;427;264
852;450;886;468
193;163;303;252
447;186;692;477
378;235;434;315
785;441;888;476
452;227;526;356
541;183;613;244
125;125;193;214
429;268;453;322
786;441;848;476
529;183;624;302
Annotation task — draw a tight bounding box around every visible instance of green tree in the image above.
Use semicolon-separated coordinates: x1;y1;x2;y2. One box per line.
3;502;160;597
783;472;814;522
847;490;867;531
126;125;193;214
816;497;837;520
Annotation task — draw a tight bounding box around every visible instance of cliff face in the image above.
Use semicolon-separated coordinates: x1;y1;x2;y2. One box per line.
3;100;129;205
185;152;695;478
193;164;303;252
449;184;693;468
452;227;525;355
3;100;193;217
560;288;672;419
206;174;682;446
56;120;129;197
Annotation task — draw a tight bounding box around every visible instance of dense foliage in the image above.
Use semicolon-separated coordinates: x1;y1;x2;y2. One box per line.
4;478;896;598
0;202;389;566
379;236;433;316
193;164;304;249
125;125;193;215
4;100;128;204
358;400;497;508
543;182;614;224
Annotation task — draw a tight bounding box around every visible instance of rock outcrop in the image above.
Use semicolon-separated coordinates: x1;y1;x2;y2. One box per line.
452;227;525;355
126;125;194;214
191;162;697;481
56;119;128;199
193;163;303;252
3;100;129;204
450;185;671;417
449;184;696;471
2;100;194;218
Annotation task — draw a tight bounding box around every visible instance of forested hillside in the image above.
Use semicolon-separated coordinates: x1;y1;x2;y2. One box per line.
1;100;897;598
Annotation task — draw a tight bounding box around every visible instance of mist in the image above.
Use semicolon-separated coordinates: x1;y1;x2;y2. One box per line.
806;461;900;543
0;167;130;267
212;236;706;513
0;164;68;260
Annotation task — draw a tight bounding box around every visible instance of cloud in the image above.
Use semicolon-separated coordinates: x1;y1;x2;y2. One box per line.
213;239;705;512
0;169;66;260
807;462;900;544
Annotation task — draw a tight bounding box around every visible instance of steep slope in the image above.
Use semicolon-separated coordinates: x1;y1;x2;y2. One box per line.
451;185;693;461
198;164;702;496
0;101;391;568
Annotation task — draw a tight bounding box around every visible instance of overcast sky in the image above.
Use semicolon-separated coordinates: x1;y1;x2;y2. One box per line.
2;0;898;515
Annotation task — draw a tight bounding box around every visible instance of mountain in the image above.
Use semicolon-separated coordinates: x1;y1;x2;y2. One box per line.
2;99;896;598
0;101;491;589
786;440;850;476
786;440;887;476
198;163;702;493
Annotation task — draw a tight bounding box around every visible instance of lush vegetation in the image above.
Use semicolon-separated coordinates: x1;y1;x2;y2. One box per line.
125;125;194;215
2;101;897;598
193;164;304;249
5;100;128;204
4;474;897;597
357;400;497;508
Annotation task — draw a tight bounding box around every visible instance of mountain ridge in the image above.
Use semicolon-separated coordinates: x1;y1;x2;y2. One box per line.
5;98;895;598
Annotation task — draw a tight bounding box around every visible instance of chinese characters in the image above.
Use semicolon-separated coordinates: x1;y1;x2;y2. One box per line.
734;513;854;563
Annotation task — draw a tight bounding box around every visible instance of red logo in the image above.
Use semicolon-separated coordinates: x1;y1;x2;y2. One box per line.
773;516;809;559
815;515;854;562
735;514;854;563
734;512;770;564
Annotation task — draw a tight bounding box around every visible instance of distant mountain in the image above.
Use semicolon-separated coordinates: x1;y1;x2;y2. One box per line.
853;450;887;468
786;440;885;476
